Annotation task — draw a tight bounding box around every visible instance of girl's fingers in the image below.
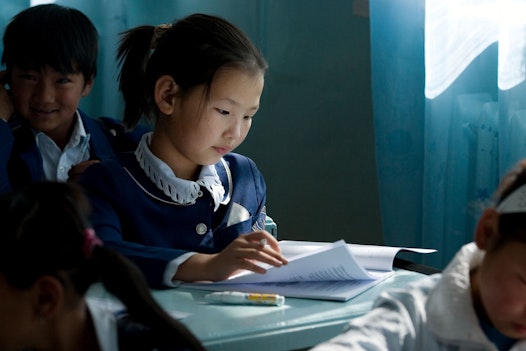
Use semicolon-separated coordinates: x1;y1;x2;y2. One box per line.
241;237;287;265
241;245;288;267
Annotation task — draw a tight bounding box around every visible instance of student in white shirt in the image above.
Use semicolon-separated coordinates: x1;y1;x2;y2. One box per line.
311;160;526;351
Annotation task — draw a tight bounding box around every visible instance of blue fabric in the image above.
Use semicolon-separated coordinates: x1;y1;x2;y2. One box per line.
371;0;526;268
479;315;517;351
78;152;267;289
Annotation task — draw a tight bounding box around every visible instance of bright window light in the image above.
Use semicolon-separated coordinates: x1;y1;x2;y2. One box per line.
30;0;56;5
425;0;526;99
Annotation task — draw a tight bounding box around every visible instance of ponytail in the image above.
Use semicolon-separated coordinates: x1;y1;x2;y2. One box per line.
117;25;155;130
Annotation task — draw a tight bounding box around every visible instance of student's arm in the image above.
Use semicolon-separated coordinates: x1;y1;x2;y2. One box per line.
175;230;286;282
79;160;286;288
310;306;410;351
78;160;189;288
88;189;285;287
310;277;438;351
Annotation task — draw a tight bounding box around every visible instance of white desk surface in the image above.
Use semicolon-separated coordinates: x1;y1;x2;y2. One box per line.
88;269;427;351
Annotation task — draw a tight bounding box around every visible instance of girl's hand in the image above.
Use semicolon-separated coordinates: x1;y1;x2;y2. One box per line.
176;231;288;282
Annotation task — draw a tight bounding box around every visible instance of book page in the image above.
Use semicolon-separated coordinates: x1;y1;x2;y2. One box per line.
180;240;416;301
279;240;436;271
197;240;379;285
185;272;394;301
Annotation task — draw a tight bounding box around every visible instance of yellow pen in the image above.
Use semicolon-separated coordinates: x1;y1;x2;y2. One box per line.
205;291;285;306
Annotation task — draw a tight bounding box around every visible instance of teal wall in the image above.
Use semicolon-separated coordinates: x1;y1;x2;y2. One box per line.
2;0;383;245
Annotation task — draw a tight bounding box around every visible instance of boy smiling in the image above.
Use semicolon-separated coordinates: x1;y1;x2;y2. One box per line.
0;4;143;192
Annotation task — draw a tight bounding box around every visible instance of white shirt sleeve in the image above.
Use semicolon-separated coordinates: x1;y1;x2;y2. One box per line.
86;297;120;351
163;252;198;287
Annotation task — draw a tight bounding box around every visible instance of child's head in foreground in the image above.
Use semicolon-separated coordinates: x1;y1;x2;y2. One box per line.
472;160;526;339
0;181;205;351
0;181;97;350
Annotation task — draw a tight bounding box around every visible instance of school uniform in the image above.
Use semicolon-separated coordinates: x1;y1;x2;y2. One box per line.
0;110;144;193
79;132;267;289
88;298;195;351
310;243;526;351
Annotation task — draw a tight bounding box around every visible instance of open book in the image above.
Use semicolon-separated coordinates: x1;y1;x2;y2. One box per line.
180;240;436;301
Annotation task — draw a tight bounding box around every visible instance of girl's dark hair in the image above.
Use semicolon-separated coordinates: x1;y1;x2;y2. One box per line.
1;4;98;84
493;165;526;250
117;13;268;129
0;181;204;351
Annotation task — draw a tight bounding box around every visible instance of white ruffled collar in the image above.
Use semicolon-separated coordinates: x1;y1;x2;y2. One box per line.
135;133;226;211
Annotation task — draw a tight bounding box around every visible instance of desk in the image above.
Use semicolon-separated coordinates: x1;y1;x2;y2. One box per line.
88;269;426;351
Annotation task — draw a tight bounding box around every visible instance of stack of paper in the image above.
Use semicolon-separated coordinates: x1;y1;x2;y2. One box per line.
181;240;436;301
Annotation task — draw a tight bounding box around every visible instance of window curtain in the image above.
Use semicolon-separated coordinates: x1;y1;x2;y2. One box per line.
371;0;526;268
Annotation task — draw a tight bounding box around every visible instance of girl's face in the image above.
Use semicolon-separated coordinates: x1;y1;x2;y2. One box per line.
473;239;526;339
10;64;93;147
0;274;35;350
155;67;264;180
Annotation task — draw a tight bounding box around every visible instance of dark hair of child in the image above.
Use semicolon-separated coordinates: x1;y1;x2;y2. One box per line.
1;3;97;84
117;13;268;129
0;181;205;351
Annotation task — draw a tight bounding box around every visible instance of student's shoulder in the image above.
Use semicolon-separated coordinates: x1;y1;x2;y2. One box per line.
223;152;261;172
0;118;14;139
8;117;34;149
222;153;266;196
79;155;129;185
7;115;28;136
374;273;441;310
83;151;142;177
80;112;150;153
96;116;150;139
